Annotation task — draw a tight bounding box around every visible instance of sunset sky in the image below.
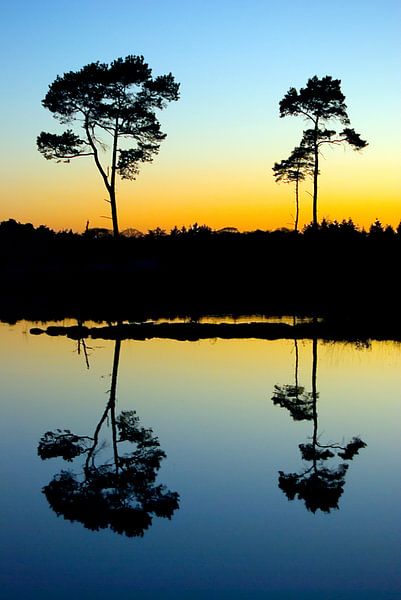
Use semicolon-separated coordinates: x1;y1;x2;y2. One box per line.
2;0;400;233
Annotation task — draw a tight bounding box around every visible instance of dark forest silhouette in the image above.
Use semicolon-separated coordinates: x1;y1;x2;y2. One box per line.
272;330;366;512
1;217;401;330
38;339;179;536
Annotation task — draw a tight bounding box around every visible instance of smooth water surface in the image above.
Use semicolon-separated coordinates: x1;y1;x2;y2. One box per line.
1;321;400;599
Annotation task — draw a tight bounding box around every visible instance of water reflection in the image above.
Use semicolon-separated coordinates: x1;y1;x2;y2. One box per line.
272;327;367;513
37;339;180;536
1;319;398;594
74;319;92;369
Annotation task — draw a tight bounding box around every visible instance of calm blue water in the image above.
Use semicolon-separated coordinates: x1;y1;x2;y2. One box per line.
0;321;400;599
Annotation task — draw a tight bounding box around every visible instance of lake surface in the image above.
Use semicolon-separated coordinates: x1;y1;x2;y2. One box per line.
1;320;401;599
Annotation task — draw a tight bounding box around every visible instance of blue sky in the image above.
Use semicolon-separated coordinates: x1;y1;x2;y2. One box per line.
1;0;400;231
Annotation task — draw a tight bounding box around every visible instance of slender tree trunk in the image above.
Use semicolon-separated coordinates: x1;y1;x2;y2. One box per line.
84;118;118;235
109;121;120;238
295;177;299;233
313;121;319;227
109;187;120;238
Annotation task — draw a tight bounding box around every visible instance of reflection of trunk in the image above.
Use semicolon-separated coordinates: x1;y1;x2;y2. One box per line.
311;335;318;471
85;401;110;472
77;319;90;369
110;339;121;473
293;315;299;398
85;339;121;473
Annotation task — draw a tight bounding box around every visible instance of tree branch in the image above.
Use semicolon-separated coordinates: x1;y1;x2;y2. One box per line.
57;152;94;159
84;118;111;192
93;121;115;136
317;138;344;146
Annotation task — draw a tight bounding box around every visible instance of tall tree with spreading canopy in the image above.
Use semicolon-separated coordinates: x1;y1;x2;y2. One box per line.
279;76;367;226
37;55;180;237
272;145;314;232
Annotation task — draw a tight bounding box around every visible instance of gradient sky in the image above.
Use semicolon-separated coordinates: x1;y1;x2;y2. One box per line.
1;0;400;232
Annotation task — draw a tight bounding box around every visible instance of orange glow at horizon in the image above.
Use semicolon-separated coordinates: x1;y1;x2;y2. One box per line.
2;136;400;233
3;184;400;236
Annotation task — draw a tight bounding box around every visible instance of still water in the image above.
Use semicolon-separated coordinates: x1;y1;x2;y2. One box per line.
1;321;400;599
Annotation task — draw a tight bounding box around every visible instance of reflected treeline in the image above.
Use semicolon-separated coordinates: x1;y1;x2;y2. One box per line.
272;324;366;513
38;340;179;537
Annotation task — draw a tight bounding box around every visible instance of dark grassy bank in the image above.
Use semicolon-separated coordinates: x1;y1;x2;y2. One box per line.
30;319;401;343
1;219;400;332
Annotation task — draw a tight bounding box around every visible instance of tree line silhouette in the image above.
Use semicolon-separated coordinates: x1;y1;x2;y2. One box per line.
1;216;401;325
2;215;401;243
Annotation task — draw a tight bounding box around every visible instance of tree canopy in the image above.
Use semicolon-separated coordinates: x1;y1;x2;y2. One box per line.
38;408;179;537
279;76;367;226
37;55;180;237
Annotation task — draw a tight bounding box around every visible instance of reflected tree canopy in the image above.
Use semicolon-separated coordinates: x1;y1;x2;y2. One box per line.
272;325;314;422
273;333;366;513
38;340;179;536
272;383;314;422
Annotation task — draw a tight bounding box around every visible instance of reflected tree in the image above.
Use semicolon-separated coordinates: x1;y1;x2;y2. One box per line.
272;318;313;422
272;331;366;512
38;339;179;536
